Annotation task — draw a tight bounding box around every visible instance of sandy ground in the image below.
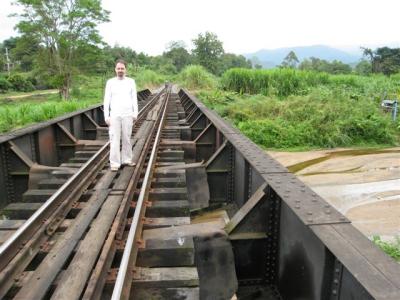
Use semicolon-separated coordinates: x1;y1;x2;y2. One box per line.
268;148;400;240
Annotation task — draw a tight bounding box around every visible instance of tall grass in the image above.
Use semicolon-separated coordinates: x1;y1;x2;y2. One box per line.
176;65;216;90
221;68;330;97
198;89;398;149
221;68;400;99
0;97;100;133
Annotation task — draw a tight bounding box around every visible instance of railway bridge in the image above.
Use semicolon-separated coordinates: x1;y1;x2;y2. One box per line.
0;86;398;299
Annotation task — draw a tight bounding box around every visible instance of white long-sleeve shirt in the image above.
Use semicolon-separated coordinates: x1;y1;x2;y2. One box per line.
103;77;138;120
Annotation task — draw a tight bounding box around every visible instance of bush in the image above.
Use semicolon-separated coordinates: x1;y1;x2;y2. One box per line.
177;65;216;90
0;77;12;93
7;74;34;92
134;69;165;89
372;236;400;262
198;90;399;149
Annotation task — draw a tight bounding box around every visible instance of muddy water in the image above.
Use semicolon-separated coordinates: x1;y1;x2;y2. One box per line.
268;147;400;240
287;148;400;174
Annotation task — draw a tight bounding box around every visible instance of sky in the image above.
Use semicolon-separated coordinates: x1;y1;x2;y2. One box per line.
1;0;400;55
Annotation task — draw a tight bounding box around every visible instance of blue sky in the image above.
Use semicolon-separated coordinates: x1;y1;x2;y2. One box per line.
1;0;399;55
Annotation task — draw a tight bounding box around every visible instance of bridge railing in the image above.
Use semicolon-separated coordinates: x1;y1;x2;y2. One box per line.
0;89;151;208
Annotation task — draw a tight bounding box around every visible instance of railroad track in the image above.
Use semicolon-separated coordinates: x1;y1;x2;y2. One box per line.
0;85;399;299
0;88;171;298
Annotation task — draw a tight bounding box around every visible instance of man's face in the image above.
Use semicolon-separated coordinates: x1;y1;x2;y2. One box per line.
115;63;126;78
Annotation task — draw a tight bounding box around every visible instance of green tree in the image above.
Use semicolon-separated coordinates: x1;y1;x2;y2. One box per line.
163;41;192;72
221;53;252;73
327;60;352;74
251;56;263;69
103;45;139;70
299;57;328;72
192;32;224;74
361;46;400;75
13;0;110;99
11;35;40;71
374;47;400;75
149;55;177;74
299;57;351;74
361;47;375;73
355;60;372;76
280;51;299;68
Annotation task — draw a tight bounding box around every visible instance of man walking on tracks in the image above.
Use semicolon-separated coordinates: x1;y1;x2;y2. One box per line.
104;59;138;171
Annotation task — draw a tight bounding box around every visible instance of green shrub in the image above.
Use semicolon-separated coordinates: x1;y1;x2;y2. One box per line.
0;77;12;93
135;69;165;89
373;236;400;261
198;90;398;150
177;65;216;90
7;74;34;92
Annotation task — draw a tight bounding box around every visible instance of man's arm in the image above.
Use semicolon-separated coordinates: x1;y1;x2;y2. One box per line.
132;79;138;119
104;80;111;125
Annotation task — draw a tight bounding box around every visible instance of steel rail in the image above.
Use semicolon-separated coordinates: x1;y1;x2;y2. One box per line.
111;86;171;300
0;88;165;272
82;91;168;299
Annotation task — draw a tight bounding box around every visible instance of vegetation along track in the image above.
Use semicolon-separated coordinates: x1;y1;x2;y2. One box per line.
0;85;399;299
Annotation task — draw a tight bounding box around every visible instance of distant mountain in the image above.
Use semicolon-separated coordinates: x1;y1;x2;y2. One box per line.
244;45;363;68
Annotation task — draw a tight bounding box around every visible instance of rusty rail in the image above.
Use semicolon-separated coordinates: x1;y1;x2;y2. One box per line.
112;86;171;299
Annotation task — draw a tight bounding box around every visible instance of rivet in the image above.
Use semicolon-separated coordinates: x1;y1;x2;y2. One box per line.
307;211;313;215
307;218;313;223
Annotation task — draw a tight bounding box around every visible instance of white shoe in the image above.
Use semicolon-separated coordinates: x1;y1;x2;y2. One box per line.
110;166;119;171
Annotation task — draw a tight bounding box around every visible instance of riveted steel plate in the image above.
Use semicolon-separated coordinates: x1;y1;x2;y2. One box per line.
225;133;288;174
262;172;349;225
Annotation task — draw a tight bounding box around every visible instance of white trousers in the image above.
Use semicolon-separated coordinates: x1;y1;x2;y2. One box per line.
109;116;134;168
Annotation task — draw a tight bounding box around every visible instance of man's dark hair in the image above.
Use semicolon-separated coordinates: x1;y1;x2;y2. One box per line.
115;59;127;67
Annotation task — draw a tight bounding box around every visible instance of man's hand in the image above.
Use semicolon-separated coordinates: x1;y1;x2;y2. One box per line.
105;118;110;126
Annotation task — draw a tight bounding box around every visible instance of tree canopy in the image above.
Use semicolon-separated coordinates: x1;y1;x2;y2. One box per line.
192;32;225;74
281;51;299;68
13;0;110;98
